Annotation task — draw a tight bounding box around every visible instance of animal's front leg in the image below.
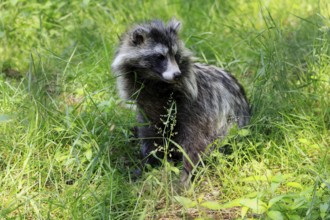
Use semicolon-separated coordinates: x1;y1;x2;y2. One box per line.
177;133;208;184
138;126;163;166
181;148;201;184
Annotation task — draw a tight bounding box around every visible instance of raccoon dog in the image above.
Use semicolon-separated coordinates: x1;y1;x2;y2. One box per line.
111;19;250;183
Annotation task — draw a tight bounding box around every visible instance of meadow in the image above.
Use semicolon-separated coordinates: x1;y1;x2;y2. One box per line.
0;0;329;219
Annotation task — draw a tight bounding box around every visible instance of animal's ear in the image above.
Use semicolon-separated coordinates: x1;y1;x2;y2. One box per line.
168;18;181;33
131;27;148;45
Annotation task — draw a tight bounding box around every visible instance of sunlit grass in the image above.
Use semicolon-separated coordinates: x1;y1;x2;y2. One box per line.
1;0;329;219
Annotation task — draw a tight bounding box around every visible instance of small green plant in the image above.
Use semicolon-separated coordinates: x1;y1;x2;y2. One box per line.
174;173;330;219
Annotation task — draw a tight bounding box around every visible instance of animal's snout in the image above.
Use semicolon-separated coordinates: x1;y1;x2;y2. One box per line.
162;58;182;83
173;71;182;80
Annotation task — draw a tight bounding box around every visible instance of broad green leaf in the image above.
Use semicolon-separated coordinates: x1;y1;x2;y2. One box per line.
271;173;284;183
271;182;281;193
174;196;196;209
200;201;222;210
222;198;243;208
287;214;301;220
289;197;305;210
320;203;329;219
85;149;93;161
245;192;259;198
240;198;267;214
241;206;249;218
238;128;250;137
320;203;329;213
286;182;303;190
268;195;286;208
267;211;283;220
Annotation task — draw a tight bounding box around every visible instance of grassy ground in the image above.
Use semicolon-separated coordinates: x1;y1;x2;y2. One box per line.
1;0;329;219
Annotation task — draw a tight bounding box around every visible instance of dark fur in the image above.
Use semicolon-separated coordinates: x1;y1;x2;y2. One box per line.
111;19;250;183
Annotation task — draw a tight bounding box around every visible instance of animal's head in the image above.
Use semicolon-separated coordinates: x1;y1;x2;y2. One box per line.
112;19;192;84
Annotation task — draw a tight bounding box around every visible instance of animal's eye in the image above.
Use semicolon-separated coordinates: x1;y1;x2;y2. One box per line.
175;53;181;62
155;54;166;61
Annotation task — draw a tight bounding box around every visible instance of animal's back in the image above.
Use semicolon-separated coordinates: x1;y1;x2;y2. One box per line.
179;63;250;137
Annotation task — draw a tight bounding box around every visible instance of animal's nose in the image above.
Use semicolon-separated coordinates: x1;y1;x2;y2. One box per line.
173;71;182;80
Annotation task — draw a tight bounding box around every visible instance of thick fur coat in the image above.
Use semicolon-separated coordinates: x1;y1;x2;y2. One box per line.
111;19;250;182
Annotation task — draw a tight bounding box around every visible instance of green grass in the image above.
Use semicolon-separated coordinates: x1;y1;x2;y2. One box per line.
1;0;329;219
